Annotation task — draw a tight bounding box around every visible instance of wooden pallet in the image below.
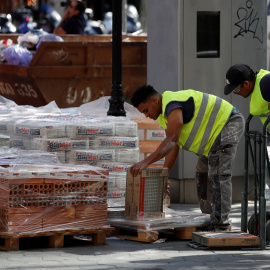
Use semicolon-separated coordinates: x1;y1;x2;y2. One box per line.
0;227;114;251
111;224;233;243
191;231;260;248
108;210;212;243
111;226;199;243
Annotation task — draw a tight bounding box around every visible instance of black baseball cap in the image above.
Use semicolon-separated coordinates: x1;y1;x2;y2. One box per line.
224;64;251;95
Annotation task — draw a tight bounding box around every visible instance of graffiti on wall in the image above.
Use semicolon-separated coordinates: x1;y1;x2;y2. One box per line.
234;0;263;43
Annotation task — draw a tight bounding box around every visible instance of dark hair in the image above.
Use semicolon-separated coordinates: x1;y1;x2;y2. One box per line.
75;0;86;14
131;85;158;108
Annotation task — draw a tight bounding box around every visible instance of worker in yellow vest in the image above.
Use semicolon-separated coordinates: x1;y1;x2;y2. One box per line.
224;64;270;189
224;64;270;127
130;85;245;231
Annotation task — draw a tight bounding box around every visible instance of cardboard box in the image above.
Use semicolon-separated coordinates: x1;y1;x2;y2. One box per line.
125;167;168;220
192;231;260;247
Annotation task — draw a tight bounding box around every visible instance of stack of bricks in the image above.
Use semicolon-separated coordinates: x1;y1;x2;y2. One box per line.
0;164;109;233
0;113;140;208
130;117;166;167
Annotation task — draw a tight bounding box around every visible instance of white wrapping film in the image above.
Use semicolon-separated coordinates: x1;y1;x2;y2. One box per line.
0;115;26;136
108;175;116;188
0;149;61;165
111;172;127;189
65;122;115;139
4;163;109;179
107;188;126;208
14;119;65;138
0;117;10;135
32;138;89;152
0;134;10;147
56;151;66;163
89;136;139;149
66;149;115;164
114;121;138;137
9;136;32;150
43;123;66;138
97;162;131;173
77;96;145;118
115;148;140;163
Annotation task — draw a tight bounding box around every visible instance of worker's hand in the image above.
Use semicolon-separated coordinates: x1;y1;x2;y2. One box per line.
62;7;71;21
130;160;149;177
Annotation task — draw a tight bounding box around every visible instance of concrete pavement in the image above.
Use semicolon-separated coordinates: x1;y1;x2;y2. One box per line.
1;202;270;270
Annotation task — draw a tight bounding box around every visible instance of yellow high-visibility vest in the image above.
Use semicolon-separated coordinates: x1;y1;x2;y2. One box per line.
250;69;270;127
157;90;233;156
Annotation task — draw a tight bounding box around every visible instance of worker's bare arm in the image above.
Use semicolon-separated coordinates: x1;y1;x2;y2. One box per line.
130;108;183;176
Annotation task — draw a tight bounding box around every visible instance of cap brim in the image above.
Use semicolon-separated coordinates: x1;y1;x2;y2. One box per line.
224;84;237;95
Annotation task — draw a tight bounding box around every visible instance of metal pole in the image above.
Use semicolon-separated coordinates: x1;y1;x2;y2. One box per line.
107;0;126;117
259;116;270;249
242;114;253;232
122;0;127;35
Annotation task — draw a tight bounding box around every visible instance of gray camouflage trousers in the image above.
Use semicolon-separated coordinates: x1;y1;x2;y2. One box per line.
196;111;245;225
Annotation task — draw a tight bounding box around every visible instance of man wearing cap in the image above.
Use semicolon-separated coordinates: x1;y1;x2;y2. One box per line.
130;85;245;231
224;64;270;127
224;64;270;189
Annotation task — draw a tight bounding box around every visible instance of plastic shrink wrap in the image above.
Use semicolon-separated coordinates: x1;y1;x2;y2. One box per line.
0;97;165;209
0;148;60;166
0;164;109;233
108;208;211;242
0;134;10;147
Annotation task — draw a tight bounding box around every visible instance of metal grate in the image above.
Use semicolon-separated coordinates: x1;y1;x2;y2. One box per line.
143;176;164;213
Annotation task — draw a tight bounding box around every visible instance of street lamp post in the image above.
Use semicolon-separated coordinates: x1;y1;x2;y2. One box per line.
107;0;126;116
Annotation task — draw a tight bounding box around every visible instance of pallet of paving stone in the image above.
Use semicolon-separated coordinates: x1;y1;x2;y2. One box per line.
0;227;115;251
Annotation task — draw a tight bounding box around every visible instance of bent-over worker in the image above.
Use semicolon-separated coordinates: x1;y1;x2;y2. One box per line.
130;85;245;231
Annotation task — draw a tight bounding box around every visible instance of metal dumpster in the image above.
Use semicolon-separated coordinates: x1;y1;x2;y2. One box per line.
0;35;147;108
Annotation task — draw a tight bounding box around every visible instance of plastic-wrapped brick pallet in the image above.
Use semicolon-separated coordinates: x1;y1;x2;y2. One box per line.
0;164;109;233
0;101;141;209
